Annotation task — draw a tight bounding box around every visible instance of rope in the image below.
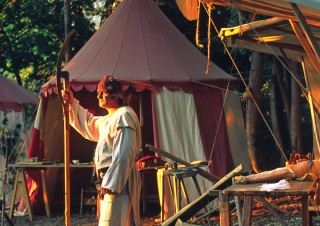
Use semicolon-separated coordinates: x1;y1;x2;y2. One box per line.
201;2;288;161
208;78;231;166
205;4;213;74
190;79;242;94
195;1;203;49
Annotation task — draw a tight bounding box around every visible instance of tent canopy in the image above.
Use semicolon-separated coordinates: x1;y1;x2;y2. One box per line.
0;74;38;111
42;0;236;94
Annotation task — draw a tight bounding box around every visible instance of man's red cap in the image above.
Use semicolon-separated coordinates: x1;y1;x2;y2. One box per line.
97;76;124;100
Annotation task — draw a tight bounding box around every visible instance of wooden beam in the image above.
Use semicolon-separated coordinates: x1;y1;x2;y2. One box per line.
219;17;285;38
289;20;320;74
291;3;320;65
161;164;243;226
145;144;220;182
235;36;305;52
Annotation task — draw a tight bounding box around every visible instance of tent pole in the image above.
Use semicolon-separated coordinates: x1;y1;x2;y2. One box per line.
139;92;144;149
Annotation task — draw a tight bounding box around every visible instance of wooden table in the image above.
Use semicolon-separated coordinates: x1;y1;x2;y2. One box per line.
8;162;94;221
218;180;316;226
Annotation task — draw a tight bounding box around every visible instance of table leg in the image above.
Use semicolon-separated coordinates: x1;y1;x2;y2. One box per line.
219;191;230;226
9;169;33;221
40;170;51;218
173;176;179;213
180;179;189;203
258;197;286;226
161;171;165;222
242;196;253;226
301;195;309;226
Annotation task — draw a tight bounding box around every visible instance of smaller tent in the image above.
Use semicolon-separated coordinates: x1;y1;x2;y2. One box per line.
0;74;38;112
0;74;38;214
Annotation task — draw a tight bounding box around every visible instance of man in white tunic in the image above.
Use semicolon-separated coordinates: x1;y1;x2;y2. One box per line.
64;76;141;226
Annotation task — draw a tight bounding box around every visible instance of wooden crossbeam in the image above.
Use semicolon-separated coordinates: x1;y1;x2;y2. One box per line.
145;144;220;182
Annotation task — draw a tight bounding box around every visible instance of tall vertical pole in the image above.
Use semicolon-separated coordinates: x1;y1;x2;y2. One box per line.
62;75;70;226
56;30;74;226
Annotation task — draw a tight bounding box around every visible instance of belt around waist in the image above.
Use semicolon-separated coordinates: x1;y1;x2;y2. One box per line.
98;167;109;174
98;167;109;180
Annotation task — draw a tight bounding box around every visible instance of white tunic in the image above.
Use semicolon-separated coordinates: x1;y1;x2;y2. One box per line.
69;99;141;226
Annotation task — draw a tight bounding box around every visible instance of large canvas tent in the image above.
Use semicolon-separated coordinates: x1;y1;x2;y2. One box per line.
27;0;251;211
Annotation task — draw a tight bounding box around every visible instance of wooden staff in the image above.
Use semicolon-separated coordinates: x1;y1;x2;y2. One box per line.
56;30;74;226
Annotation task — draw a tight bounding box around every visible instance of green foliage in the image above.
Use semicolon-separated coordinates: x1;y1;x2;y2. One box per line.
0;0;96;93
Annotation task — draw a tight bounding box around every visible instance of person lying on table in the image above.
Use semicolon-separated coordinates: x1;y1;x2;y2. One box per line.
235;154;320;184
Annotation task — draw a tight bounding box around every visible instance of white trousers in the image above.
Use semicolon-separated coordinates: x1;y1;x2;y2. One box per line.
99;193;133;226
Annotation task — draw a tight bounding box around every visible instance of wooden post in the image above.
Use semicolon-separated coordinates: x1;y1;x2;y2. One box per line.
56;30;74;226
62;76;71;226
301;195;309;226
219;191;230;226
40;170;51;218
242;196;253;226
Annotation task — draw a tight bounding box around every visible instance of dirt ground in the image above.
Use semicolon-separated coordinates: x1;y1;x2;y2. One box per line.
3;196;320;225
3;211;161;226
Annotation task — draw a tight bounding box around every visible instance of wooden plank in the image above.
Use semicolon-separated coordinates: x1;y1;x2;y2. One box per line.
224;180;316;196
145;144;220;182
161;164;243;226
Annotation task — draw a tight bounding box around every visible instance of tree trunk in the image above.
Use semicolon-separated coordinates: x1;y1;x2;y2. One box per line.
274;59;290;123
246;51;263;173
270;61;284;163
290;62;302;152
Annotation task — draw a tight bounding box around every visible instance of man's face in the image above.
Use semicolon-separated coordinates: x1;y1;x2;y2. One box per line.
97;91;119;109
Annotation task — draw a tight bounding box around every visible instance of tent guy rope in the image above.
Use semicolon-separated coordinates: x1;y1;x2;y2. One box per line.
201;2;300;162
